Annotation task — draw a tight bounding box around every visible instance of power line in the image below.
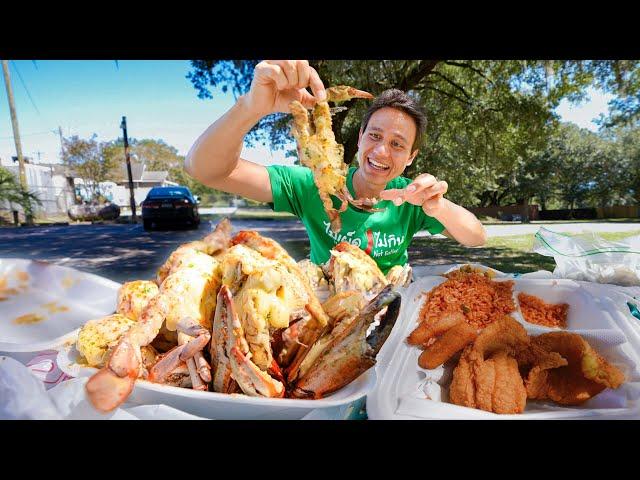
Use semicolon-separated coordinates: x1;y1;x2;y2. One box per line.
10;60;40;116
0;130;53;139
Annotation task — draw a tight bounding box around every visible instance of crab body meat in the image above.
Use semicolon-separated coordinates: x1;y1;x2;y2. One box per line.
289;86;377;233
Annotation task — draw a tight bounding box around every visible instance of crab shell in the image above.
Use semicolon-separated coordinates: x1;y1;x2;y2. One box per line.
211;271;401;399
292;285;401;399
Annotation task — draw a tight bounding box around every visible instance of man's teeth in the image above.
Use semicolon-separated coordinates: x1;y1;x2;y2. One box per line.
368;158;389;170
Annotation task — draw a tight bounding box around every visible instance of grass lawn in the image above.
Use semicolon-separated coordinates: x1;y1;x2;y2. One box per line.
406;229;640;274
202;208;296;221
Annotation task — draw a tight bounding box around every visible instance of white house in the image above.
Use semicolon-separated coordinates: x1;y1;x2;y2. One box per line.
0;160;75;216
1;157;174;217
111;162;177;207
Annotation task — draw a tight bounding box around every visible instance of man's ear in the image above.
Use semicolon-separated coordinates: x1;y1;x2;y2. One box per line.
358;128;363;145
407;149;419;166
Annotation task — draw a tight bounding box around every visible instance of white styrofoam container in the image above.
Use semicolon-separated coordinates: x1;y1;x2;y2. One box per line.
0;258;120;352
368;275;640;419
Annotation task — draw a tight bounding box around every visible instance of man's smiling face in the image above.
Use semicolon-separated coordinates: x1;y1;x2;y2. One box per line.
356;107;418;188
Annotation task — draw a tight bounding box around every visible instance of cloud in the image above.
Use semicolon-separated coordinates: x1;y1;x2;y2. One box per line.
555;87;614;131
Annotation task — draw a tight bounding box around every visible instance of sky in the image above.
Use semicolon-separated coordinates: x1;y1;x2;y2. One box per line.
0;60;615;168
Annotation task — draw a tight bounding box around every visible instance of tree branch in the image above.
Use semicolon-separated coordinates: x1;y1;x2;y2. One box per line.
444;61;495;85
423;86;473;106
431;71;472;99
398;60;441;92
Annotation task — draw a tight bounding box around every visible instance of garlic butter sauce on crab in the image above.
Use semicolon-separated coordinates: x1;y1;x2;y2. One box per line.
81;219;403;412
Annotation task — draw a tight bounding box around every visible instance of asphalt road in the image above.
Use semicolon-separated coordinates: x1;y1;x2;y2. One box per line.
1;219;639;284
0;219;309;284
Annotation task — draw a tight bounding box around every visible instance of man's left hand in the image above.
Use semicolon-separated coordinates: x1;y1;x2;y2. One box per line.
379;173;448;216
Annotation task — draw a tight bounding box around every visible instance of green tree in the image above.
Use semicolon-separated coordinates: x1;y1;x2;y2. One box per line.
543;123;599;212
102;138;183;182
186;60;640;209
585;136;627;207
0;166;41;219
62;134;119;202
607;126;640;204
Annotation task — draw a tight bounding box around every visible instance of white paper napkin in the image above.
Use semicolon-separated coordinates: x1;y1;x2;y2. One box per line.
0;356;205;420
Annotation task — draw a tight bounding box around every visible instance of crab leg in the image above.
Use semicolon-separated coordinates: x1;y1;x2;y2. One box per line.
177;318;211;390
186;358;207;390
147;317;211;384
277;313;311;366
289;87;380;234
211;286;239;393
325;86;374;103
86;294;169;412
217;285;285;397
193;352;211;383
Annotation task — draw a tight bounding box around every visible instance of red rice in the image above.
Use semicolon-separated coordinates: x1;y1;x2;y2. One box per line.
517;292;568;329
419;269;516;329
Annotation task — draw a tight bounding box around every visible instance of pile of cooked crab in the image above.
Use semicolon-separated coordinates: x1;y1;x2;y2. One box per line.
81;219;410;412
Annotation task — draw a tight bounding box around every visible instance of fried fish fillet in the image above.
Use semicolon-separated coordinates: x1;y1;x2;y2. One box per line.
525;332;625;405
418;321;478;369
449;315;529;414
408;311;466;347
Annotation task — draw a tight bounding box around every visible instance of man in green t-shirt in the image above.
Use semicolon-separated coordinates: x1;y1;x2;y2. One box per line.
185;60;486;275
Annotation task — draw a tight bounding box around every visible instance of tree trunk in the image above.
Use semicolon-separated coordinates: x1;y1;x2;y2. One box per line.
520;195;530;223
569;199;575;219
398;60;441;92
344;131;359;165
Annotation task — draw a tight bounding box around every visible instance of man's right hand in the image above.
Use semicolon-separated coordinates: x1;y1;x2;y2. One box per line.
243;60;327;117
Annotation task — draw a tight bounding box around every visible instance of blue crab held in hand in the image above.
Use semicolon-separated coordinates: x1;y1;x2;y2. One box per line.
289;86;382;233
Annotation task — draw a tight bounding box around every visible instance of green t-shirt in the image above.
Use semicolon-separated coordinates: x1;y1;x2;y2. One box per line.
267;165;445;275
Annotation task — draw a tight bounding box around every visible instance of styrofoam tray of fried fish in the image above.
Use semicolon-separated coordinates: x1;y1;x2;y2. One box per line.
368;274;640;419
56;337;376;420
0;258;121;352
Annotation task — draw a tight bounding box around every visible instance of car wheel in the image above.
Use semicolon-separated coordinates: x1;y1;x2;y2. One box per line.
143;220;153;231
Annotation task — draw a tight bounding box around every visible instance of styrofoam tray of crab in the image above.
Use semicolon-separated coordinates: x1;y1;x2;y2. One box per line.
46;219;411;419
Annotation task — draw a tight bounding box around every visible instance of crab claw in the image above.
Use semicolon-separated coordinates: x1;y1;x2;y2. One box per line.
342;187;385;213
326;86;374;103
85;337;140;412
291;285;401;399
85;367;136;413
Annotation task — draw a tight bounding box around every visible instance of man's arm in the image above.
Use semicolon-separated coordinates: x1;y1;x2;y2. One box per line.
430;200;487;247
185;97;273;202
184;60;326;203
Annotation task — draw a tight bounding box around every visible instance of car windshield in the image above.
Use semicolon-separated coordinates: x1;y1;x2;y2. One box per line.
147;188;190;199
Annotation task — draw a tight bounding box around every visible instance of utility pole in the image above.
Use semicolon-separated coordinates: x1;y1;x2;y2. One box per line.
56;126;76;208
2;59;32;224
57;126;65;156
120;116;137;222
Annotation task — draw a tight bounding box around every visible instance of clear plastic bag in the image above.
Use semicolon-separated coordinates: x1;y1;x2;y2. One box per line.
533;227;640;286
